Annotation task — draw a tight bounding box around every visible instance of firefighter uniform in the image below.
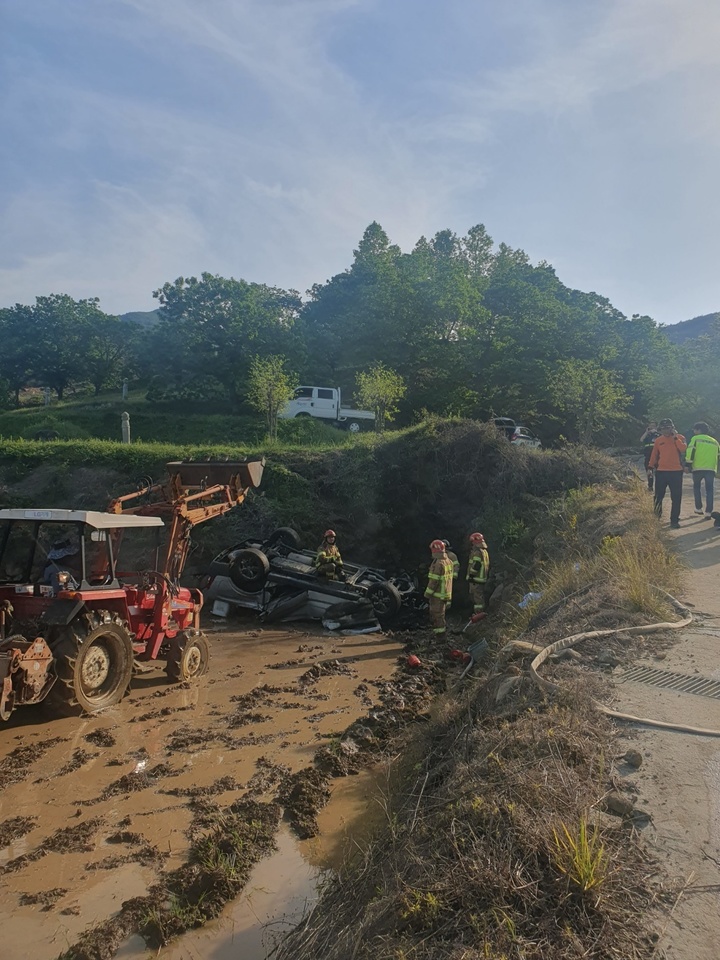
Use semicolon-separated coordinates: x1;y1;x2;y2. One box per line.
466;534;490;613
443;541;460;580
314;529;343;580
424;541;454;635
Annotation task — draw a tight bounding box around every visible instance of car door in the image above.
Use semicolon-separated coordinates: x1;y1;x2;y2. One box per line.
514;427;541;448
313;388;337;418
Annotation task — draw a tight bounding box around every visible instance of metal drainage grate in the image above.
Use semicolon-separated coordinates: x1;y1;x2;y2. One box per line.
620;665;720;700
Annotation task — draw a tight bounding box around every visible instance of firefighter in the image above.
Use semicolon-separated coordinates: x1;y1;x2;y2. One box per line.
313;529;344;580
424;539;454;635
466;532;490;613
442;540;459;580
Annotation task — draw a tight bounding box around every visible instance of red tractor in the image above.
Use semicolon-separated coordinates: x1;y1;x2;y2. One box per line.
0;458;264;720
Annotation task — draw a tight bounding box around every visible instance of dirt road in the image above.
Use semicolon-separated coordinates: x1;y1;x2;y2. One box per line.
0;617;405;960
611;485;720;959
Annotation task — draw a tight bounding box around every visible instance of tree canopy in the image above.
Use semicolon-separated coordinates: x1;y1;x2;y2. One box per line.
2;222;718;444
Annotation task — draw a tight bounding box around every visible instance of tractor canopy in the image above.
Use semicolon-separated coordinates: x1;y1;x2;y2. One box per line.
0;510;164;596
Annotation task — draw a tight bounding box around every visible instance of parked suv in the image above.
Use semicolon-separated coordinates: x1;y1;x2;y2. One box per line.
510;425;541;448
492;418;542;449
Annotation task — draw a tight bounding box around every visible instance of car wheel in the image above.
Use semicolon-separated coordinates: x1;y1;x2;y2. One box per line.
267;526;302;550
367;581;403;620
345;420;362;434
228;547;270;592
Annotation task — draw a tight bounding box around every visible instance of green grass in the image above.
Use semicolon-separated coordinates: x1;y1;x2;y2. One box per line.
0;388;359;448
552;818;607;895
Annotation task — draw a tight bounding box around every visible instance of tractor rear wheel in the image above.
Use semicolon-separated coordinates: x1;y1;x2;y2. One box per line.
48;615;134;715
165;631;210;683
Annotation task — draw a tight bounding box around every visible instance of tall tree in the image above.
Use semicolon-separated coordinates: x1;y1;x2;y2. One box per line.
0;303;36;404
85;315;138;394
153;273;302;404
30;295;115;399
355;363;406;432
549;359;631;443
245;355;298;441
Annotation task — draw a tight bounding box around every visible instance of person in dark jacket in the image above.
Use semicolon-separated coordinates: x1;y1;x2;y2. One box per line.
640;421;660;491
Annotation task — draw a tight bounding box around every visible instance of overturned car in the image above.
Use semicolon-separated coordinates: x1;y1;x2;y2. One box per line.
203;527;424;631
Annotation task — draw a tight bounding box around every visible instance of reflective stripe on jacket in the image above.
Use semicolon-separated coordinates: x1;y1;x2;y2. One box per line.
447;550;460;580
466;546;490;584
424;556;453;602
314;544;342;567
685;434;720;472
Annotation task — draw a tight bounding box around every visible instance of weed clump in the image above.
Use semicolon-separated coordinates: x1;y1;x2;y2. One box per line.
276;693;653;960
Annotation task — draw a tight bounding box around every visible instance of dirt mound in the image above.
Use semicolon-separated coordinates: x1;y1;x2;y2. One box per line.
0;816;36;847
0;737;67;789
278;768;332;838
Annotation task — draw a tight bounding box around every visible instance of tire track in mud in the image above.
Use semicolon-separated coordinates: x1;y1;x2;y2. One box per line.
0;623;430;960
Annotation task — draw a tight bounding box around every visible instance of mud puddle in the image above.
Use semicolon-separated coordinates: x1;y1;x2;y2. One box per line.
116;766;390;960
0;619;405;960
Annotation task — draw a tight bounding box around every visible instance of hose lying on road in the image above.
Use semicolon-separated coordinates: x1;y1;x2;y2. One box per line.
513;591;720;737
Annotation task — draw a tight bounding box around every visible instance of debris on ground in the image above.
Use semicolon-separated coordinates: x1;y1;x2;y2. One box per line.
278;768;332;838
0;816;37;848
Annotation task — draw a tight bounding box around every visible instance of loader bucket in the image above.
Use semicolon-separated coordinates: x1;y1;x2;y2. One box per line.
166;458;265;491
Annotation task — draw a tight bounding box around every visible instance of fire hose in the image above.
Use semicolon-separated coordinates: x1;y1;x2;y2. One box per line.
521;591;720;738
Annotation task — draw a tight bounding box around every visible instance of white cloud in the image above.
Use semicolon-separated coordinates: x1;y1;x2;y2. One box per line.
2;0;720;321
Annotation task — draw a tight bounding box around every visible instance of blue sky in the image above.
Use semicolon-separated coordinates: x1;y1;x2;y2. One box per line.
2;0;719;325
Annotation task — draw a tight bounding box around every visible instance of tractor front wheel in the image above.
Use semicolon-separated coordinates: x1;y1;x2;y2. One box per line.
165;631;210;683
48;616;134;715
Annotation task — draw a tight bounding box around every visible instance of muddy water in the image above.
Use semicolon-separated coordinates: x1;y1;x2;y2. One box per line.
0;619;403;960
131;767;391;960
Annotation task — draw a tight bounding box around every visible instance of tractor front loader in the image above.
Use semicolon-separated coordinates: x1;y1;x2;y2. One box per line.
0;458;264;720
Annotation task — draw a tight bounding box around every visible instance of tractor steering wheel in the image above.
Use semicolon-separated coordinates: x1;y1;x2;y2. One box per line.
143;570;179;597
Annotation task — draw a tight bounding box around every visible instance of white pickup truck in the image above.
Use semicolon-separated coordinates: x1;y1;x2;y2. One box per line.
279;386;375;433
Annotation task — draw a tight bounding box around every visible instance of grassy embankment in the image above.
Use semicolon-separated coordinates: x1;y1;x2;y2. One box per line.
0;387;356;446
0;417;620;586
6;417;684;958
276;480;684;960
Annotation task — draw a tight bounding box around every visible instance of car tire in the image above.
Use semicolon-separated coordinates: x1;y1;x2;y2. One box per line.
344;420;362;434
267;526;302;550
367;581;403;620
228;547;270;593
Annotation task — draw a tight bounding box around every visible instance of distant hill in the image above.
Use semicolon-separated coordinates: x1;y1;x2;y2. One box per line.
661;312;719;345
119;309;160;328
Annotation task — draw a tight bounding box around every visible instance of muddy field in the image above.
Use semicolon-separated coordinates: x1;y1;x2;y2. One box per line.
0;615;412;960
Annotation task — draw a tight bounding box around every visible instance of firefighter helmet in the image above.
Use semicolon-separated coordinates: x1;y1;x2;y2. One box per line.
430;539;446;552
324;529;336;539
469;532;485;544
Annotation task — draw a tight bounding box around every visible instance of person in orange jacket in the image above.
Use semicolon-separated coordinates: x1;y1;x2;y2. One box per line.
648;418;687;528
